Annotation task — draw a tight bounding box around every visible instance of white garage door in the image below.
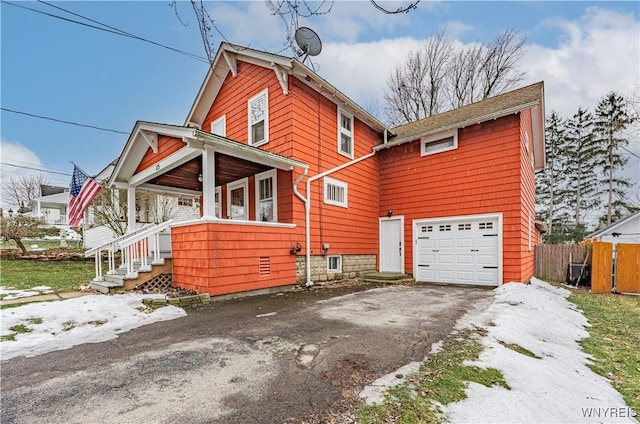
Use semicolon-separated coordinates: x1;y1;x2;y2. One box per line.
414;215;500;286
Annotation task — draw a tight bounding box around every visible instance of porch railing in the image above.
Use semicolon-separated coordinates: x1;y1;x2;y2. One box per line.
84;220;173;282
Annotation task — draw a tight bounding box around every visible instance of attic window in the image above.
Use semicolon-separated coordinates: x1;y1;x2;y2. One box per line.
420;129;458;157
211;115;226;136
248;89;268;146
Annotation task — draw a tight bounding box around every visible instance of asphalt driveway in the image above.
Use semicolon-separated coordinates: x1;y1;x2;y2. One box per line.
1;283;493;423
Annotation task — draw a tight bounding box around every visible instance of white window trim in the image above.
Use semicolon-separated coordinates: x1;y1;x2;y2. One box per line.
327;255;342;273
248;88;269;146
337;107;354;159
524;130;530;153
215;186;222;218
420;129;458;157
323;177;348;208
227;177;249;220
211;115;226;136
255;169;278;222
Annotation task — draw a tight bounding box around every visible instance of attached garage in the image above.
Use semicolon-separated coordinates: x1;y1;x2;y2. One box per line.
413;214;502;286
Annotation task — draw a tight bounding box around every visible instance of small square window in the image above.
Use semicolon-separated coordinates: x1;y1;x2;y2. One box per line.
328;255;342;273
178;197;193;207
337;107;354;158
211;115;226;136
324;177;348;208
421;129;458;157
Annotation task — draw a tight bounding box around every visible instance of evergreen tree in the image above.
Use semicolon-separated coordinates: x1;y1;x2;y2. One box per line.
536;111;569;238
564;107;600;234
593;92;637;226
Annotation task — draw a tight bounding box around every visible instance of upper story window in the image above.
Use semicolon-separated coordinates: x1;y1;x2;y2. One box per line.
324;177;348;208
211;115;226;136
420;129;458;157
337;107;354;158
255;169;277;222
248;89;268;146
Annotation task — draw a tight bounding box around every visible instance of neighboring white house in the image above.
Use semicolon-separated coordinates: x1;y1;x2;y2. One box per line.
28;185;70;227
83;159;200;249
587;211;640;246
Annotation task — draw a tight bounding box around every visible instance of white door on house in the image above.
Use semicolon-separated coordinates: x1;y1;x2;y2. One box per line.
380;217;404;273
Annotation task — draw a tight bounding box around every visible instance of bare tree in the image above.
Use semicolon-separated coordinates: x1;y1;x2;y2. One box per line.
0;214;43;254
89;186;128;237
480;29;526;99
385;29;526;125
171;1;421;63
383;30;452;126
2;174;45;209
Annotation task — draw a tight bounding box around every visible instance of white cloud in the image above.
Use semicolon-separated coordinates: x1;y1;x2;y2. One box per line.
521;7;640;117
0;140;44;210
0;139;43;180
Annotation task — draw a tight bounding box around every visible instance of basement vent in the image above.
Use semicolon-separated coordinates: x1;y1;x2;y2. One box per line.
259;256;271;276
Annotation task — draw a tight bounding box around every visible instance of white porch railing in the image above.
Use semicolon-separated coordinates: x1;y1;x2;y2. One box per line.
84;220;173;282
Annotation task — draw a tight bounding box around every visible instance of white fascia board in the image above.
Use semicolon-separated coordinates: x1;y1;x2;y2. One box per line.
138;183;202;197
128;146;201;187
376;101;540;151
290;62;388;134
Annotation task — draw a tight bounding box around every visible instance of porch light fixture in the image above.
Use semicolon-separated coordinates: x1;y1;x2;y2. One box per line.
198;174;203;182
387;210;393;217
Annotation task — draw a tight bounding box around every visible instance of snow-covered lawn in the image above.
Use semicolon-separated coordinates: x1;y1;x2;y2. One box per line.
445;277;637;423
1;293;186;360
0;285;54;300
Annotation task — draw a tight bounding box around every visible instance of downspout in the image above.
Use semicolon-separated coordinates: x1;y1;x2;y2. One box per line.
294;151;377;288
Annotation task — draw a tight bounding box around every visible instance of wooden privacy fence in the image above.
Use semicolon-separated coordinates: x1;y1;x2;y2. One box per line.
534;244;588;282
591;242;640;294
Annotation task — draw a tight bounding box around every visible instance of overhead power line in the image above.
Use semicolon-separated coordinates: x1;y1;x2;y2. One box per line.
0;162;73;176
1;107;129;135
3;0;209;64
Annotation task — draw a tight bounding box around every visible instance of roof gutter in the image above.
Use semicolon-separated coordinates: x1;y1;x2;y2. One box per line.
293;150;377;288
376;100;540;151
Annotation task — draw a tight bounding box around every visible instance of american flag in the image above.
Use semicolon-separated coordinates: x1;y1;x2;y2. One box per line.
68;165;102;227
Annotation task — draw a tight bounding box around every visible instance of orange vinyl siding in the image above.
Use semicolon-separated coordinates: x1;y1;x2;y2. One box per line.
379;114;524;283
135;135;184;174
519;108;537;281
289;77;382;255
172;222;299;295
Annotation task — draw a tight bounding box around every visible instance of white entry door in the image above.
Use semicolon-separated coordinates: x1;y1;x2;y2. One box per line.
380;217;404;272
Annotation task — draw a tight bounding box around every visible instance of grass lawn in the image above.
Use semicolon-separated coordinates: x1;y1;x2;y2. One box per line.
357;331;509;424
0;259;95;296
357;285;639;423
569;289;640;412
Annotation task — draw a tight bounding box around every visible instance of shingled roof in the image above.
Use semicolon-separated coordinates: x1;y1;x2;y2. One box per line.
378;82;544;149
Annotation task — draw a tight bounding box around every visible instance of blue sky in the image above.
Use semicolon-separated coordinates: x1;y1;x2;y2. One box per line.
1;1;639;203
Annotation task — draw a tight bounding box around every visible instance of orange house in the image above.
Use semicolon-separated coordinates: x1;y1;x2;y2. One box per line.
101;43;545;296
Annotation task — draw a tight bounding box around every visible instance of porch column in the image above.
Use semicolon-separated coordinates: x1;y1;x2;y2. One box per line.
127;186;136;232
35;200;41;217
202;145;216;217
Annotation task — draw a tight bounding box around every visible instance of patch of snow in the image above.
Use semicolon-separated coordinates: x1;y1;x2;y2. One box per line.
445;278;637;423
0;286;53;300
360;361;422;405
1;294;186;360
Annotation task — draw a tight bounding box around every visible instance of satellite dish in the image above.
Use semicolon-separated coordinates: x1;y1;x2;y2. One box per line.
294;27;322;57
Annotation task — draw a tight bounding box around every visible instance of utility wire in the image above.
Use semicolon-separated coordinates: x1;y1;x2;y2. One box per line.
0;162;73;176
3;0;209;64
1;107;129;135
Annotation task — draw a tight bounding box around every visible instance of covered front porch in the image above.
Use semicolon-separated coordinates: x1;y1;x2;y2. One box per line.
90;122;309;296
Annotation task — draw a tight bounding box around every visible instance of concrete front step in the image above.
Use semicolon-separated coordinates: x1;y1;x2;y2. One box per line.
361;272;414;285
90;279;125;294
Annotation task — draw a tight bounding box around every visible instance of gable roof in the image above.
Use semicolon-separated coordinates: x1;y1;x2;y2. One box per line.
185;42;389;134
587;210;640;238
375;82;546;169
108;121;308;189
